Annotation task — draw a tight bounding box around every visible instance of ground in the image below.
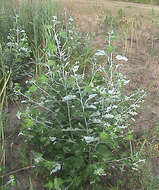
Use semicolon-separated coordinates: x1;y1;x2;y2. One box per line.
2;0;159;189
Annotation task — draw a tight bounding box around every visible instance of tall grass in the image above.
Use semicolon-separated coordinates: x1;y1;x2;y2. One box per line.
0;49;11;189
0;0;61;57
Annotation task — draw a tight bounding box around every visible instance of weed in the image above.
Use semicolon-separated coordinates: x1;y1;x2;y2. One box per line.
0;15;32;102
118;8;126;19
103;9;117;29
17;20;145;189
29;177;34;190
1;0;158;189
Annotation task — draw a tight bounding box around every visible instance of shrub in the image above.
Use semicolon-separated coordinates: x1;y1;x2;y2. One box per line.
18;16;145;189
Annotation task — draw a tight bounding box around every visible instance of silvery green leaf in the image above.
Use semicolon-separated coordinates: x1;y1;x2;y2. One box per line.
137;159;145;163
55;108;60;113
52;16;57;21
85;94;98;104
85;105;97;109
112;105;118;109
103;114;114;119
95;50;106;56
49;137;56;142
119;125;128;129
90;111;100;117
99;87;106;95
50;163;61;175
18;132;24;136
128;111;138;116
125;96;130;101
90;181;95;184
131;118;136;121
116;55;128;62
83;136;99;144
92;118;102;123
65;62;69;67
108;89;115;95
16;111;22;119
6;177;15;185
123;79;130;85
88;94;97;99
73;65;79;73
69;17;74;22
21;100;27;103
34;156;43;163
108;30;114;35
106;106;112;112
62;95;76;101
132;167;138;171
62;128;82;131
94;168;106;176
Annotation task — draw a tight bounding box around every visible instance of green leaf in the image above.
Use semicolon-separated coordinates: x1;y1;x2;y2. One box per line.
83;85;93;96
45;24;52;30
99;132;108;141
37;74;49;83
106;45;114;53
44;181;54;189
59;31;67;39
66;77;75;87
46;41;56;54
24;118;34;128
96;144;114;160
29;177;34;190
54;177;63;190
0;43;2;51
29;85;37;93
126;134;134;141
48;60;56;66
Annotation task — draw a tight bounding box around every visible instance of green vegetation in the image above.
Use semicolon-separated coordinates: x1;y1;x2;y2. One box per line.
0;0;159;189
